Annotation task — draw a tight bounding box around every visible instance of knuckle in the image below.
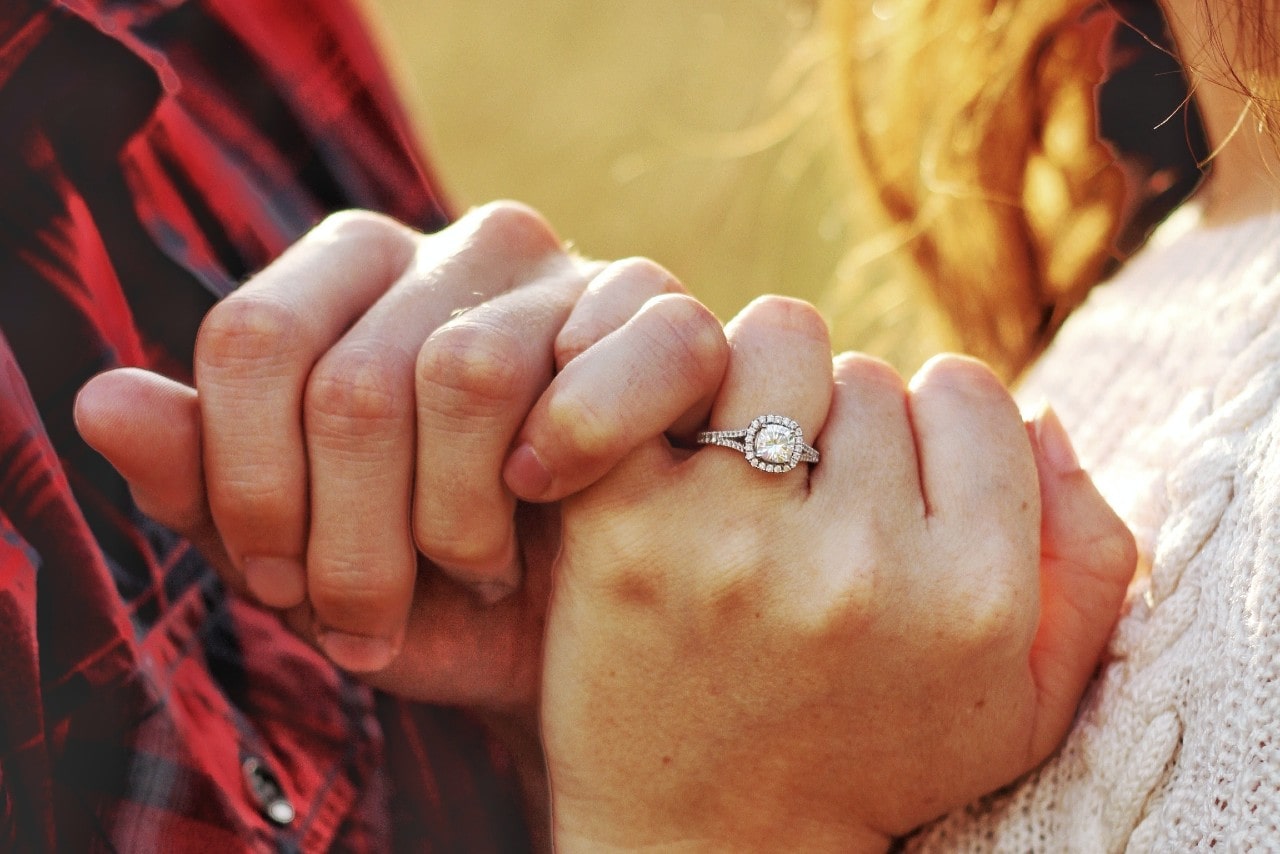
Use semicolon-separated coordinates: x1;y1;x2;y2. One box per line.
702;568;769;628
833;352;906;393
554;261;690;367
312;209;416;276
196;295;307;372
830;564;880;630
608;257;685;293
545;383;618;461
644;294;729;384
314;209;409;249
553;325;598;368
1083;507;1139;578
967;593;1025;651
461;200;561;259
306;349;406;438
911;354;1007;402
797;525;881;636
416;321;525;416
740;294;830;340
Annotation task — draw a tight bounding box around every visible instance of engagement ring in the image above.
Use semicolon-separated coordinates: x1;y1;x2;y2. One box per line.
696;414;819;474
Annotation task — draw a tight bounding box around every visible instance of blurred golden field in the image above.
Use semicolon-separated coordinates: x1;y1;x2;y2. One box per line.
362;0;947;370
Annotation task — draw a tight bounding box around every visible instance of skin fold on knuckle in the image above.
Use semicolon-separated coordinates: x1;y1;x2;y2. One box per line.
416;320;527;423
196;294;309;376
305;348;407;445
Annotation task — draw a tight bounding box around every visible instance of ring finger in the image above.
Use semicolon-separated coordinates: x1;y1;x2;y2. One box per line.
696;296;834;498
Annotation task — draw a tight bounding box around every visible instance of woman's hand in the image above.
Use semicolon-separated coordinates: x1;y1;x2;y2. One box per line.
541;297;1136;851
73;202;728;710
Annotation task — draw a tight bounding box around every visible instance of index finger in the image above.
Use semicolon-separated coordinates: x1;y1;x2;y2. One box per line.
505;291;728;502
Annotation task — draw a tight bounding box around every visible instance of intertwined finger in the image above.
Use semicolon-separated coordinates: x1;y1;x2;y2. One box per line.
1026;406;1136;761
505;258;727;503
811;352;924;523
302;202;573;670
553;257;687;370
906;355;1041;641
697;296;833;497
195;210;417;610
907;355;1038;526
412;253;588;601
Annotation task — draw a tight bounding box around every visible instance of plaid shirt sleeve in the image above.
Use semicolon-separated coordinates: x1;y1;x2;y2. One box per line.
0;2;530;851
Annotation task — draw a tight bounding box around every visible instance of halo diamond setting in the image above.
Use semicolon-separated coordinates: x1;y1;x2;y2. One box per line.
696;414;819;474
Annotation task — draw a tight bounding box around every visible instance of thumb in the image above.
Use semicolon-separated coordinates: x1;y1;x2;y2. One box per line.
74;369;232;575
1025;404;1137;761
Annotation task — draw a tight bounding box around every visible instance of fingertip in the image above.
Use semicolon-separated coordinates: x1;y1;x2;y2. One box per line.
318;627;403;673
243;556;308;609
423;522;524;594
72;371;112;444
503;443;554;501
1032;404;1082;475
75;368;197;451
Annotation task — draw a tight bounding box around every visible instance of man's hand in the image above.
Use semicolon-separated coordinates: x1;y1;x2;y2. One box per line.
74;202;728;709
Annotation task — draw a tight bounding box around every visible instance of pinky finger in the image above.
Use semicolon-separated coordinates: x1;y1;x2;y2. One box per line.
504;292;728;502
1026;406;1138;762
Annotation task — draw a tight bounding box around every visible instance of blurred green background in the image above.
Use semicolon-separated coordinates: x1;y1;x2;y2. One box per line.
363;0;946;369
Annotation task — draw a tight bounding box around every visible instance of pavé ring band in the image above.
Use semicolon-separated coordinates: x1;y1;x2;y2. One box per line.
696;414;819;474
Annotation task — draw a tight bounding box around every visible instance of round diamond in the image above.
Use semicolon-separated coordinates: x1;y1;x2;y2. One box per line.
754;424;794;465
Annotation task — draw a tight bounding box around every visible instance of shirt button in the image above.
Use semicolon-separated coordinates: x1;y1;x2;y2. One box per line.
242;756;296;827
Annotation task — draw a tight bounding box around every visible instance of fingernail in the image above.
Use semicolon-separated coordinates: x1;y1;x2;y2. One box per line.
317;629;401;673
504;443;553;500
243;557;307;609
1035;404;1082;474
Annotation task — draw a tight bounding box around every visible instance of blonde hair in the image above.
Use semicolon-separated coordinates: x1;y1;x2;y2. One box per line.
824;0;1276;379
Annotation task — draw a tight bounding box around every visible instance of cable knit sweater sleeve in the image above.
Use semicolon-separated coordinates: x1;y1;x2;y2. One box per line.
906;207;1280;851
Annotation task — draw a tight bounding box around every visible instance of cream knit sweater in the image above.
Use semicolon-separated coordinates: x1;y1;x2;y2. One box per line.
907;205;1280;851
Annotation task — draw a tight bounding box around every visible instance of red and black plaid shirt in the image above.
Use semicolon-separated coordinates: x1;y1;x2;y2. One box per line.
0;1;529;850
